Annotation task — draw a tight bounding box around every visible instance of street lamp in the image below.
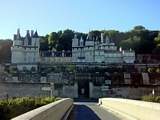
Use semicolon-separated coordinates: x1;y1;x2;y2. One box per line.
152;88;155;97
50;82;54;97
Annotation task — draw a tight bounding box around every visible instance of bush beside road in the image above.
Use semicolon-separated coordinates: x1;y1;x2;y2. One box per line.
0;97;57;120
142;95;160;103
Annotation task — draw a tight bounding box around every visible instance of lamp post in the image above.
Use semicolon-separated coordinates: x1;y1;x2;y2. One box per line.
50;82;54;97
152;88;155;97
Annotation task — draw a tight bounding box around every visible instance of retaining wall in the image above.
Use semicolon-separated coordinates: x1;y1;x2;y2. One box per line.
0;82;50;98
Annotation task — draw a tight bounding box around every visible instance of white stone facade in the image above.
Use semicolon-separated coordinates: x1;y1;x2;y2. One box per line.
72;33;135;63
11;29;40;70
11;30;135;68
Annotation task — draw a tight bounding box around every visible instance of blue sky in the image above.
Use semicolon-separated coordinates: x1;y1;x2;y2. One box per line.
0;0;160;39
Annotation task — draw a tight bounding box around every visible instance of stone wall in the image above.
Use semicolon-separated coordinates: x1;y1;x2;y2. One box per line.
89;82;102;98
111;87;160;99
62;83;78;98
0;82;78;99
89;83;160;99
0;82;50;98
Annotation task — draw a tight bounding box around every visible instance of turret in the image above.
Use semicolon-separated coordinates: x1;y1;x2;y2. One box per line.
17;28;21;40
31;30;34;37
24;30;31;45
33;30;38;38
72;34;79;47
80;36;84;47
32;30;40;47
95;36;99;45
105;35;110;44
13;28;22;46
85;32;94;46
86;32;92;41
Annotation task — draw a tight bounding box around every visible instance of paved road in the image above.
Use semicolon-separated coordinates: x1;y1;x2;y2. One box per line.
68;102;129;120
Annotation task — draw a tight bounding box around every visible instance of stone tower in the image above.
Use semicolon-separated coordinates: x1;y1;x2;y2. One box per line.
11;29;40;70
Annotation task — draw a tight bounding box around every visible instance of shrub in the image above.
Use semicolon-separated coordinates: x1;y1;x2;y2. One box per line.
141;95;160;103
0;97;57;120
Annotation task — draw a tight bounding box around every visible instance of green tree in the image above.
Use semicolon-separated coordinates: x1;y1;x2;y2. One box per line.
119;36;140;50
154;32;160;47
133;25;146;31
153;32;160;53
40;36;49;51
90;30;101;41
119;27;156;53
48;32;59;50
103;30;122;44
57;29;74;51
38;26;158;54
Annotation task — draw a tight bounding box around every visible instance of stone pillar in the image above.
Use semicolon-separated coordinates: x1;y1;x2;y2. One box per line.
74;83;78;98
89;82;93;98
142;72;150;85
124;73;131;84
40;77;47;83
52;52;55;57
62;50;65;57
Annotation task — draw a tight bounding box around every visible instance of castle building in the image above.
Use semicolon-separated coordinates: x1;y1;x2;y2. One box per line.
11;29;40;70
11;30;135;71
72;33;135;63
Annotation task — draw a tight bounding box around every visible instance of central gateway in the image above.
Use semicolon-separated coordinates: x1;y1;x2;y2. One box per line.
75;65;117;99
78;78;89;98
76;72;90;98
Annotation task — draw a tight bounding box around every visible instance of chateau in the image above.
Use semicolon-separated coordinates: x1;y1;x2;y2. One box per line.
11;29;40;70
72;33;135;63
12;29;135;67
0;29;158;99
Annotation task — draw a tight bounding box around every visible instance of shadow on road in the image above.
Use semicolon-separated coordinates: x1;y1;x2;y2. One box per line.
73;98;98;102
68;105;101;120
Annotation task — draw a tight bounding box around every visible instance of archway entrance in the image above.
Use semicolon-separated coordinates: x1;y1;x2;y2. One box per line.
78;79;89;98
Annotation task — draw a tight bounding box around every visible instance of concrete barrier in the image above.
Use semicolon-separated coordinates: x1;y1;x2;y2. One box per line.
12;98;73;120
99;98;160;120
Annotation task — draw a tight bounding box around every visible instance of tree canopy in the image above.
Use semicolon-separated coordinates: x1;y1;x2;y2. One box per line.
39;26;159;54
0;25;160;63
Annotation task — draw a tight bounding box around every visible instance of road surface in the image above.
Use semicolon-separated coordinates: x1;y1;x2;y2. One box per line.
68;102;130;120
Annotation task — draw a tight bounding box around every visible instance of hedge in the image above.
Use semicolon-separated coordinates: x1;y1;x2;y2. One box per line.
0;97;57;120
141;95;160;103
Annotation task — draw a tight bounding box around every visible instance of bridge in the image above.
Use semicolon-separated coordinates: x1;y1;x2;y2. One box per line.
12;98;160;120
